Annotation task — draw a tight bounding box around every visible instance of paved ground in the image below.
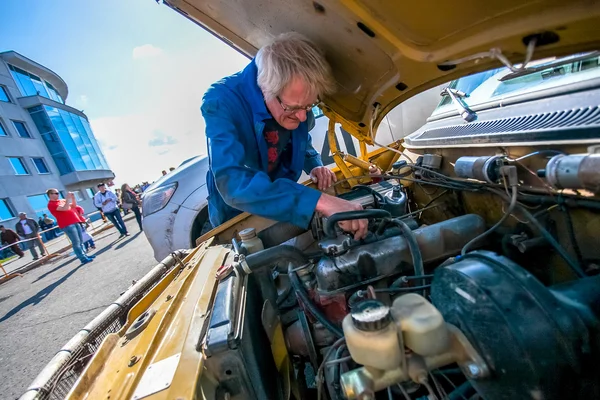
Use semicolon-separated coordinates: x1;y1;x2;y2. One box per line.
0;218;157;399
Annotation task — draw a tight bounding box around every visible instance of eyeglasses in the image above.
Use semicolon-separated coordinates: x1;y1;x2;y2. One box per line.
276;96;320;113
49;192;59;195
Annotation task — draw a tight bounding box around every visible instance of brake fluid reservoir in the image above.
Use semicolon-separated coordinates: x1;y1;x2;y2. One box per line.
342;300;401;370
239;228;264;254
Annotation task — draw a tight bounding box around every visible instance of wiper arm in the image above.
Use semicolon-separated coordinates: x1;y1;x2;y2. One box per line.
499;51;600;82
441;87;477;122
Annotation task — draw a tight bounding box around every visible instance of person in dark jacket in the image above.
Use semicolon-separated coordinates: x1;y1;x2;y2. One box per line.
0;225;25;258
202;33;368;239
15;212;46;259
121;183;143;231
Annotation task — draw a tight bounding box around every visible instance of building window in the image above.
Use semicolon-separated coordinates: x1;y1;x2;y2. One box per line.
73;191;84;201
0;199;15;222
0;121;7;137
32;157;50;174
27;194;51;219
0;86;10;102
28;105;111;174
12;121;31;138
85;188;95;198
8;64;64;104
312;107;324;119
8;157;29;175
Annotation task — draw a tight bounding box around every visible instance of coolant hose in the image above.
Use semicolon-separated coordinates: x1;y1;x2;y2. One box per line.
245;245;309;272
387;219;426;295
288;263;344;338
325;209;391;238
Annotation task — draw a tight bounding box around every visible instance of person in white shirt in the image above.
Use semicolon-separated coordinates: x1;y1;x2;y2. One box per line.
93;183;129;238
14;212;46;260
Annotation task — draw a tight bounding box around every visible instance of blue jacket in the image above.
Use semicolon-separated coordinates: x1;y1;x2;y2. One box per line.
202;60;323;229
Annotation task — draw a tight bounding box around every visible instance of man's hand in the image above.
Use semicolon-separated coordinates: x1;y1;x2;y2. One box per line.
310;166;337;191
315;194;368;240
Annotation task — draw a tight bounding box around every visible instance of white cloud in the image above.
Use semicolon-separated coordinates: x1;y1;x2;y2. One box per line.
92;39;248;187
132;44;164;60
79;94;88;105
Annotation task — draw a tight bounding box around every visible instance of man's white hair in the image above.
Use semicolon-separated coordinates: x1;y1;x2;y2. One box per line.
256;32;336;101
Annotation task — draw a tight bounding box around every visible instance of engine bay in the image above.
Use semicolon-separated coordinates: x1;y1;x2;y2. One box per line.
201;146;600;400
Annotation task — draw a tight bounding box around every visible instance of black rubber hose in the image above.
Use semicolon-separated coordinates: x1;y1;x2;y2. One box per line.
387;219;426;295
288;263;344;338
245;245;308;273
325;209;391;238
231;237;246;255
487;188;586;278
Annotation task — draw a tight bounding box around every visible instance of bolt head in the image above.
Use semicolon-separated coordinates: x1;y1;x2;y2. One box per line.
358;392;375;400
467;363;481;377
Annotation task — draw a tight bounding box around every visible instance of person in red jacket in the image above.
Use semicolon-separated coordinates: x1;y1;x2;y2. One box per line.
46;189;95;265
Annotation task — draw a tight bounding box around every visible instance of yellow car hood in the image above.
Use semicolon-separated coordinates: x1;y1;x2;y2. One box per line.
163;0;600;141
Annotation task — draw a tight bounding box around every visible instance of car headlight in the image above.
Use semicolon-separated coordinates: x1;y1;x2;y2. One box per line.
142;182;178;217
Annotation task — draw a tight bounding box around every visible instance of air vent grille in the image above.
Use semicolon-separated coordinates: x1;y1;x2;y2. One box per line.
417;106;600;140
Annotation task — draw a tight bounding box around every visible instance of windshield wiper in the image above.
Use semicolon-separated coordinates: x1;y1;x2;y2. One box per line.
441;87;477;122
499;51;600;82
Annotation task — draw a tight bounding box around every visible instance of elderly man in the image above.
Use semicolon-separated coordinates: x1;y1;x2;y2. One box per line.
15;212;46;260
202;33;367;239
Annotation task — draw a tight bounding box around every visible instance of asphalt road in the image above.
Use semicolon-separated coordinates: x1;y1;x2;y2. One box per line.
0;219;159;399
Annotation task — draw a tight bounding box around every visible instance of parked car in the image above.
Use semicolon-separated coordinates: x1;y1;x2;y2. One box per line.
25;1;600;400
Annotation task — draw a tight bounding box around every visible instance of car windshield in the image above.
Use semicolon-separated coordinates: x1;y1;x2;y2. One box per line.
432;52;600;116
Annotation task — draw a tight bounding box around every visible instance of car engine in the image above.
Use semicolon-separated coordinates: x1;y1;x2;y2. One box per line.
201;149;600;400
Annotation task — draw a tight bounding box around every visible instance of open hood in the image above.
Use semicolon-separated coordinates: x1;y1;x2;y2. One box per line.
163;0;600;142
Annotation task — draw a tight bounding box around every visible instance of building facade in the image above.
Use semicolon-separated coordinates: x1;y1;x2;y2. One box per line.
0;51;114;227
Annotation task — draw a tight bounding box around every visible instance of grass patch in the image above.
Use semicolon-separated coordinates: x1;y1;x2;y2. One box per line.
0;255;17;264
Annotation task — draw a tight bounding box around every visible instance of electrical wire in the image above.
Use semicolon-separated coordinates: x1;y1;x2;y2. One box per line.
507;150;565;162
325;356;353;366
461;185;518;255
387;386;394;400
375;284;432;293
430;372;448;399
396;384;412;400
487;188;586;278
317;337;346;400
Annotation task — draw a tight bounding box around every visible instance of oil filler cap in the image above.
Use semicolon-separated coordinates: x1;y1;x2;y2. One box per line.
351;299;391;331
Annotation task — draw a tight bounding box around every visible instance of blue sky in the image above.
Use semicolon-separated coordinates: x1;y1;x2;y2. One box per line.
0;0;248;185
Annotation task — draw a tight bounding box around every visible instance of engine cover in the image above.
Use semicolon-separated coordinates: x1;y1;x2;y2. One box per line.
314;214;486;294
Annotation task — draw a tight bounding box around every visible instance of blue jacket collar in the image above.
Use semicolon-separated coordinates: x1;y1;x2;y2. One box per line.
240;59;272;124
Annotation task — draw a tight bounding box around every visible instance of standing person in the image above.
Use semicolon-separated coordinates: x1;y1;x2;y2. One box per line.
121;183;143;231
38;217;48;241
76;205;96;251
202;33;367;239
74;204;96;251
47;189;94;264
15;213;46;260
93;183;129;238
43;214;58;239
0;225;25;258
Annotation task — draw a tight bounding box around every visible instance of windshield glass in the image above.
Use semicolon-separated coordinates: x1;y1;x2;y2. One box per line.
432;52;600;116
